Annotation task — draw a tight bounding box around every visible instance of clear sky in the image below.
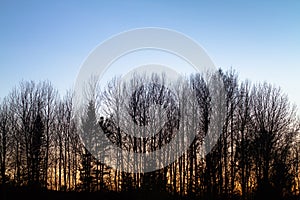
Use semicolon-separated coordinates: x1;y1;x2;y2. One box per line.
1;0;300;113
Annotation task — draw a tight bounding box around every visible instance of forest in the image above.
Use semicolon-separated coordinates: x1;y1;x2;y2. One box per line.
0;69;299;200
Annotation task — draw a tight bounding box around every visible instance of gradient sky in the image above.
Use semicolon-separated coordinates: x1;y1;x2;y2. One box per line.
1;0;300;113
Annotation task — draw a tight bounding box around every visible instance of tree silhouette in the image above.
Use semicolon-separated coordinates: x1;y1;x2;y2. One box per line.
31;113;44;189
80;100;98;192
0;71;299;200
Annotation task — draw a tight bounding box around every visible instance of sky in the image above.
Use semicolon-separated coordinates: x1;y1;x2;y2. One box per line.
1;0;300;113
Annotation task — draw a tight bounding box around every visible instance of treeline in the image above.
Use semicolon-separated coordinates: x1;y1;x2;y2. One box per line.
0;69;299;200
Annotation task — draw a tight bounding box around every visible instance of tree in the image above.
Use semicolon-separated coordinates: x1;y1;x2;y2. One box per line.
0;98;11;186
234;80;253;200
251;83;297;199
31;113;44;188
80;100;98;192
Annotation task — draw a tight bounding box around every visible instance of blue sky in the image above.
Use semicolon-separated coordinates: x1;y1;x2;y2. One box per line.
1;0;300;112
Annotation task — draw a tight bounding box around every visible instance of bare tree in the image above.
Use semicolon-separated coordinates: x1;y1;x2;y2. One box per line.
250;82;298;199
0;98;11;186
